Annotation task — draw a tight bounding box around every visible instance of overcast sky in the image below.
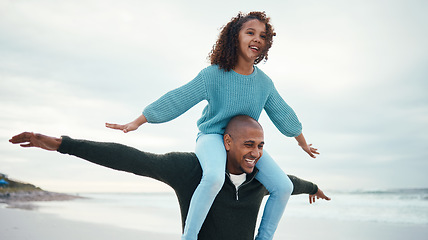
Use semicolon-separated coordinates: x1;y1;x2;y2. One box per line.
1;0;427;193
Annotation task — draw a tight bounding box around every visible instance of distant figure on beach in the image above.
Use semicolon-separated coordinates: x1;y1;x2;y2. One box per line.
10;115;329;240
106;11;319;240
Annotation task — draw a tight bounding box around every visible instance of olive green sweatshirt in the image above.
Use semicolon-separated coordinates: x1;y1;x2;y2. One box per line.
58;136;318;240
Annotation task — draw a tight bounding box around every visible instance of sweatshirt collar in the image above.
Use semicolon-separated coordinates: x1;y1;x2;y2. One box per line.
225;167;259;184
231;65;258;78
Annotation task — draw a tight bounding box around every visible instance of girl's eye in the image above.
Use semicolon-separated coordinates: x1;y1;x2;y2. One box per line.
260;35;266;39
247;31;254;35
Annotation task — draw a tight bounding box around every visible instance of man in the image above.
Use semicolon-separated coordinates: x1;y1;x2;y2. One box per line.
9;115;329;240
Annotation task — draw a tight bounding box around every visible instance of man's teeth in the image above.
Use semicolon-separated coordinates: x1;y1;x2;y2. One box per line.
245;159;255;164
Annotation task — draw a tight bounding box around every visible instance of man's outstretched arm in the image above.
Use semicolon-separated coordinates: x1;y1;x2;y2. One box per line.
10;132;331;203
9;132;197;187
287;175;331;203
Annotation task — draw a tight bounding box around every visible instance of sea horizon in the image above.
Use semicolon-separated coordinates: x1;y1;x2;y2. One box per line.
9;187;427;225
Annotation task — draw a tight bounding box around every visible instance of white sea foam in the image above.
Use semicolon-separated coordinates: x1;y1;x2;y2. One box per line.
285;188;428;225
33;188;428;235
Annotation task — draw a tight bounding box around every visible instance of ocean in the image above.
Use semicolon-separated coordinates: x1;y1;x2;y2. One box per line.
285;188;428;224
30;188;428;237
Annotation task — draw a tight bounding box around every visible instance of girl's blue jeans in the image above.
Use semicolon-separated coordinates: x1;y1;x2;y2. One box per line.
181;133;293;240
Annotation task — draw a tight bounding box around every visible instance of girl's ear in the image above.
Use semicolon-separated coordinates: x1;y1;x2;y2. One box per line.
223;134;232;151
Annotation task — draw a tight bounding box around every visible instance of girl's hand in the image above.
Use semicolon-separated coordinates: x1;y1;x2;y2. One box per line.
300;143;319;158
294;133;319;158
105;122;140;133
106;115;147;133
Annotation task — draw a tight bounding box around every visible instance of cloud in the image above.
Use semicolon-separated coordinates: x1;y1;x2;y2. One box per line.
1;0;427;191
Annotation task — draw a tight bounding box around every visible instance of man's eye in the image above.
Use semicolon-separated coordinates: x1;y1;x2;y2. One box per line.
245;144;253;147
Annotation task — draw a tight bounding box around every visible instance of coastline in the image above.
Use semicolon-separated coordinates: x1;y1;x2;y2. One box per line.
277;216;428;240
1;189;427;240
0;190;82;210
1;205;427;240
0;175;82;210
0;206;180;240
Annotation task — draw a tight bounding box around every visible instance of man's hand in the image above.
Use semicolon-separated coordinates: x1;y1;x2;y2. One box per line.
9;132;62;151
309;188;331;204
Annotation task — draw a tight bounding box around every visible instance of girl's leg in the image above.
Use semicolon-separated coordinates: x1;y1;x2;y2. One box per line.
255;150;293;240
182;133;226;240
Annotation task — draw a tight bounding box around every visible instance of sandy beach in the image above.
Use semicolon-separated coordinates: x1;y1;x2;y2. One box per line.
0;206;180;240
2;203;427;240
278;216;428;240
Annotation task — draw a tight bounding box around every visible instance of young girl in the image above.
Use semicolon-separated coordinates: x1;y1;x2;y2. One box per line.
106;11;319;240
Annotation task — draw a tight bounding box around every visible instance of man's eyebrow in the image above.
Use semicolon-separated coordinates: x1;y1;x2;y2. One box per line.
243;140;265;145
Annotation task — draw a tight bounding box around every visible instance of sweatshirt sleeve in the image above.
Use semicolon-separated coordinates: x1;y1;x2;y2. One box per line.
57;136;200;188
288;175;319;195
143;72;207;123
264;85;302;137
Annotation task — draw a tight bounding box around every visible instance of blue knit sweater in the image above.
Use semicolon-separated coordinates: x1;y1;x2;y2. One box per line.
143;65;302;137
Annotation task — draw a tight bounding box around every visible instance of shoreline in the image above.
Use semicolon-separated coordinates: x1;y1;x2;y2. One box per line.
1;190;427;239
0;175;83;210
277;216;428;240
1;202;427;240
0;189;82;210
0;206;180;240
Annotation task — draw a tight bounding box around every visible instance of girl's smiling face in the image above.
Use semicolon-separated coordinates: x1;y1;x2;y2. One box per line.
237;19;267;65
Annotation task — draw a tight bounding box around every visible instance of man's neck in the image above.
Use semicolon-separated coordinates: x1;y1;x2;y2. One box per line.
228;172;246;189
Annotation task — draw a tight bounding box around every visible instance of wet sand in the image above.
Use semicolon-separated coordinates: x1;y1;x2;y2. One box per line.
277;216;428;240
0;206;180;240
1;205;427;240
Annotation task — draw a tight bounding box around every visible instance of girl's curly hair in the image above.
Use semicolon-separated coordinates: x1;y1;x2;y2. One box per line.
209;11;276;72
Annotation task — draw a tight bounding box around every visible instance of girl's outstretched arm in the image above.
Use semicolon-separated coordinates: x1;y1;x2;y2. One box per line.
295;133;319;158
105;114;147;133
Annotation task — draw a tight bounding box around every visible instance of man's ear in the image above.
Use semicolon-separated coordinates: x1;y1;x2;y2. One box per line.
223;134;232;151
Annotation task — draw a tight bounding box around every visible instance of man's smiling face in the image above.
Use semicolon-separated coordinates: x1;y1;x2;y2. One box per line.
224;117;264;175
